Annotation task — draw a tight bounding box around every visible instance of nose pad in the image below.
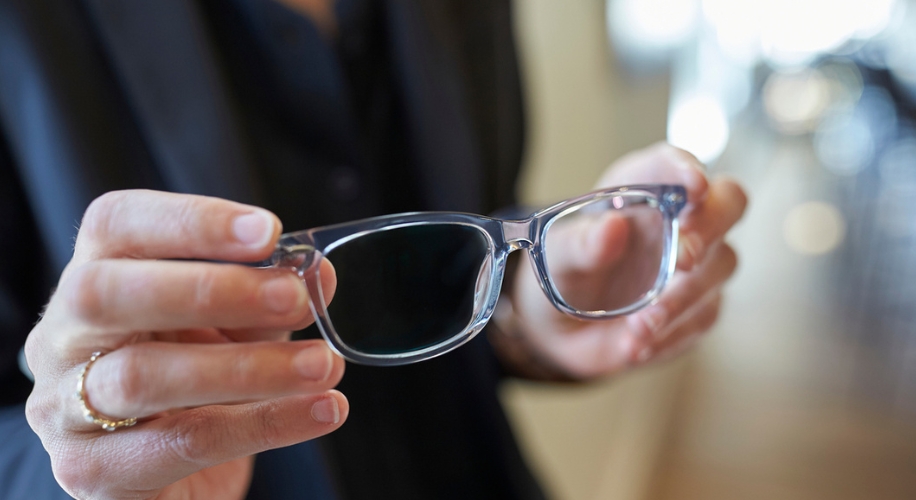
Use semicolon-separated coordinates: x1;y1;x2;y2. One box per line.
473;254;494;310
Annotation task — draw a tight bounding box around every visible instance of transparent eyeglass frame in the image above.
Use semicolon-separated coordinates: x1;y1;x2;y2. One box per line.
264;184;687;366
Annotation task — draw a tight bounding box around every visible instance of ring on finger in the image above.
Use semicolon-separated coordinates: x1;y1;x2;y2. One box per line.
76;351;139;431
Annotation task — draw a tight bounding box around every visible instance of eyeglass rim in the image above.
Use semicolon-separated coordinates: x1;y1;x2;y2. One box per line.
269;184;687;366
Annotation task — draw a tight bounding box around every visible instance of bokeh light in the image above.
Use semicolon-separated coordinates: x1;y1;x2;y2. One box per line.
814;86;897;176
759;0;897;67
762;69;831;134
600;0;916;494
609;0;907;165
607;0;699;59
667;95;730;164
813;108;875;176
700;0;763;64
783;201;846;255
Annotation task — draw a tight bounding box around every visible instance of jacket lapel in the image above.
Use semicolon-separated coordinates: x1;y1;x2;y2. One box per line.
80;0;260;203
81;0;483;210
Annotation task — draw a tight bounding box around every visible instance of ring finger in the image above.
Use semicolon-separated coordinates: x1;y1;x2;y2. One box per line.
69;339;345;426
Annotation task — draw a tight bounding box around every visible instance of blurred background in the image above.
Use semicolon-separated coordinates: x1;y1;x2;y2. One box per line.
501;0;916;499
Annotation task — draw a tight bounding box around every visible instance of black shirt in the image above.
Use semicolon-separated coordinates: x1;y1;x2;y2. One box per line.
196;0;423;231
0;0;539;497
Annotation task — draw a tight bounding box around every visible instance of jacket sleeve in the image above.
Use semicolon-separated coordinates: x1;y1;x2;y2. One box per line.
0;131;70;498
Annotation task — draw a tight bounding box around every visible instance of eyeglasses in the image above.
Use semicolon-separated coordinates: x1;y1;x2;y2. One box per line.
263;184;687;366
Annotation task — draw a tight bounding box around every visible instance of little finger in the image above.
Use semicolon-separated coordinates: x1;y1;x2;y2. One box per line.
55;392;348;498
645;292;722;365
627;242;736;341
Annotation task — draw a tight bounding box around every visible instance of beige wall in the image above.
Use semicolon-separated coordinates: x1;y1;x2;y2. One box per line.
512;0;670;206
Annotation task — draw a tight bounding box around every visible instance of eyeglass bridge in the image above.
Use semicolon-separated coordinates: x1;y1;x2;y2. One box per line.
502;219;534;251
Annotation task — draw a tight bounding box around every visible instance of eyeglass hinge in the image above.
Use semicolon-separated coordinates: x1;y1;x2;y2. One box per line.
271;244;317;276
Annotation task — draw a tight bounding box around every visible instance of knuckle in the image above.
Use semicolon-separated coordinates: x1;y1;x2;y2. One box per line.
51;455;85;492
24;391;53;434
23;330;45;377
164;408;220;465
192;268;220;312
165;399;292;465
25;384;105;497
31;408;101;496
79;191;128;244
50;445;100;498
172;196;206;242
59;262;112;326
51;459;85;495
253;399;291;449
225;348;256;388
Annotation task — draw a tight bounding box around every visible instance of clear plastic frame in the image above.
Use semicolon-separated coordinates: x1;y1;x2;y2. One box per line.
263;184;687;366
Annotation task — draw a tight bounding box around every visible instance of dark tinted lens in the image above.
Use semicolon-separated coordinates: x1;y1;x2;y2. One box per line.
326;224;490;355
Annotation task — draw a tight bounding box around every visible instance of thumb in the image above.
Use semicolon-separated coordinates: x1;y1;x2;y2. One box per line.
598;143;709;206
544;211;631;273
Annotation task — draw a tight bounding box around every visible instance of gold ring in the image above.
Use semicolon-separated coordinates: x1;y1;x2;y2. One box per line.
75;351;138;431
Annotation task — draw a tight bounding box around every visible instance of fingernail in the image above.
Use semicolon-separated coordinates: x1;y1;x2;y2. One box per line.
311;397;340;424
261;275;307;314
678;232;704;269
233;211;274;248
293;345;333;381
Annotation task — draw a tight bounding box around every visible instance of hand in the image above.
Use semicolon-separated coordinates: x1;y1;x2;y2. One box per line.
497;143;747;380
24;190;348;499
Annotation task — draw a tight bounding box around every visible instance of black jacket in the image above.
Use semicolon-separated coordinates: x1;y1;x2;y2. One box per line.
0;0;544;498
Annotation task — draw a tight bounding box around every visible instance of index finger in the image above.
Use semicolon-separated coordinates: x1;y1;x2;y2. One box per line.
676;178;747;270
72;190;282;264
598;143;709;206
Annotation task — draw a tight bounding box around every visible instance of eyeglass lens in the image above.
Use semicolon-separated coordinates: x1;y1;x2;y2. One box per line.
543;193;666;314
321;192;668;357
325;224;491;355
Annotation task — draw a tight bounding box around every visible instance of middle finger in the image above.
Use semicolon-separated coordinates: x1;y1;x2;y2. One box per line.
677;178;747;270
46;259;336;352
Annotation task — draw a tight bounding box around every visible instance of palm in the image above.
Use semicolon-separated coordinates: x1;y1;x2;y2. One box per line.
156;457;254;500
512;258;637;379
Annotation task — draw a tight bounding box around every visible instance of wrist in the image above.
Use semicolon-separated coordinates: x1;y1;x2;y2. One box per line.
487;299;579;383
